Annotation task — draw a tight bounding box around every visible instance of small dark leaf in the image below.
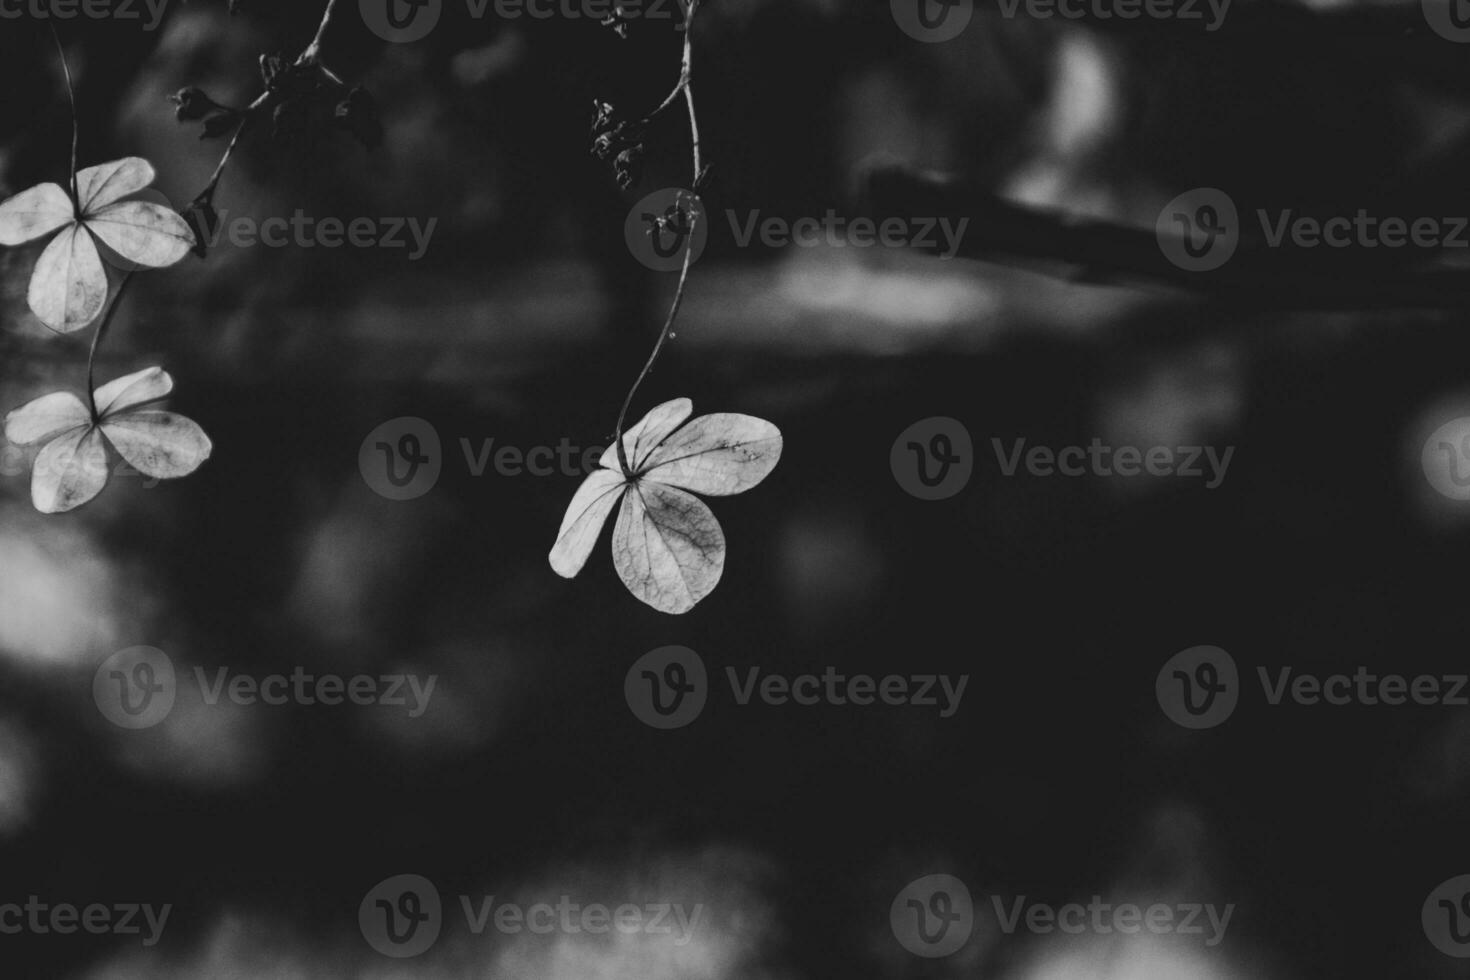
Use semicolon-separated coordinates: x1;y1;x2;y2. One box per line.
615;145;644;191
334;87;383;150
182;194;219;259
170;87;216;122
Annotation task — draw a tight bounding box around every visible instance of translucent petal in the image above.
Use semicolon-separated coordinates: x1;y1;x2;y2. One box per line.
76;158;155;213
31;426;108;513
87;201;195;268
3;392;90;447
611;481;725;615
100;412;212;480
599;398;694;473
27;225;107;332
0;183;74;246
94;367;173;417
548;469;628;579
641;413;783;496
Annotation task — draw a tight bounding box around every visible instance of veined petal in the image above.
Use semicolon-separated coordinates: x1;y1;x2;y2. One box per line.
31;426;109;513
611;480;725;615
76;158;155;213
100;411;212;480
599;398;694;474
549;469;628;579
0;183;75;246
94;367;173;417
4;391;90;447
28;224;107;332
640;413;783;496
87;201;195;268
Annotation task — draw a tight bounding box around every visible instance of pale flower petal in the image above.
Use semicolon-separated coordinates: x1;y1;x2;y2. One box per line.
3;392;90;447
76;158;156;213
0;183;75;246
640;413;783;496
599;398;694;473
27;224;107;332
100;411;212;480
549;469;628;579
611;480;725;615
31;426;108;514
86;201;195;268
94;367;174;417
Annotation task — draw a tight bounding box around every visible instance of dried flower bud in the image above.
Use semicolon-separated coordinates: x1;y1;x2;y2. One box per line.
171;87;215;122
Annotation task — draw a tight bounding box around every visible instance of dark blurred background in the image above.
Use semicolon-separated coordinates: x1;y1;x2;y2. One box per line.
2;0;1470;977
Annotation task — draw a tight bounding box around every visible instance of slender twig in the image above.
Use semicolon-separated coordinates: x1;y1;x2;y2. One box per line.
613;0;702;477
48;24;80;209
191;0;341;213
300;0;344;66
86;274;135;421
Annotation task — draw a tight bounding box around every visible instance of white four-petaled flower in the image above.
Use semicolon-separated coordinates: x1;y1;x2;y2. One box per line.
4;367;212;514
0;157;195;332
550;398;782;614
